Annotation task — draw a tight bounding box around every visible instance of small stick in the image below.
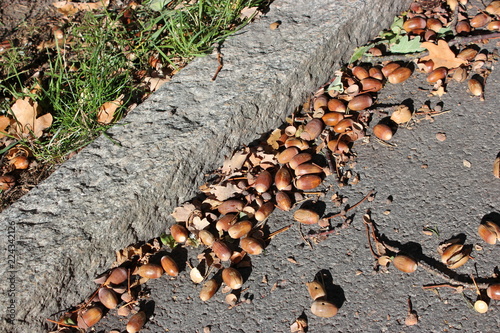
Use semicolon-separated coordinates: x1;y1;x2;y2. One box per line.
46;318;79;328
324;189;375;220
298;223;313;249
211;50;223;81
267;224;292;240
422;283;467;290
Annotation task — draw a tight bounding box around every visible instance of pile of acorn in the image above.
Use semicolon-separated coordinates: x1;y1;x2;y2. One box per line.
54;1;500;331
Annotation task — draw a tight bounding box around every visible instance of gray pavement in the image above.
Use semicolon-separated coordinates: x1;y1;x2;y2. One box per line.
2;0;500;332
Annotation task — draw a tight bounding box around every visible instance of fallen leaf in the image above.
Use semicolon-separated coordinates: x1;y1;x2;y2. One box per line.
202;182;242;201
266;128;282;150
189;216;210;232
420;40;467;69
144;76;170;92
494;156;500;178
171;203;196;222
53;0;110;16
286;257;298;264
220;148;250;175
190;267;204;284
10;97;52;138
97;95;124;125
0;116;10;138
239;6;260;20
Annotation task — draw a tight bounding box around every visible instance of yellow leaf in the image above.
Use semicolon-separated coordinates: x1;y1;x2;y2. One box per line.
420;40;467;69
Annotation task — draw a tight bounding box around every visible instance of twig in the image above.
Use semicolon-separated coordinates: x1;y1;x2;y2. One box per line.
46;318;78;329
298;223;313;249
324;189;375;220
267;224;292;240
422;283;467;290
363;215;380;259
211;48;223;81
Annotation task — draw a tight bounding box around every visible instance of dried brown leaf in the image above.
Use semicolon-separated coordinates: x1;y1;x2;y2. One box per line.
171;203;196;222
0;116;10;138
203;182;242;201
97;95;124;125
494;156;500;178
10;97;52;138
267;128;282;150
220;148;250;175
53;0;110;16
420;40;467;69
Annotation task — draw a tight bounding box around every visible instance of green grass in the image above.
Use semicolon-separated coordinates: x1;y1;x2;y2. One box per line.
0;0;266;164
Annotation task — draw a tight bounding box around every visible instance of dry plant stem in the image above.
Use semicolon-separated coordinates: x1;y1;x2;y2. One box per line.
422;283;471;290
211;49;224;81
324;189;375;220
267;224;292;240
299;223;313;249
46;318;78;329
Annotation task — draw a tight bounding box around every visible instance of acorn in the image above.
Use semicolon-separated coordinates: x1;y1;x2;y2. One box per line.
457;48;478;62
77;307;103;329
161;255;179;277
277;147;300;164
327;98;346;112
200;278;220;301
239;237;265;255
373;123;393;141
327;138;349;154
293;209;320;224
426;67;448;83
360;78;383;92
228;220;253;239
390;105;412;124
352;65;370;80
222;267;243;289
388;67;412;84
216;214;237;232
470;13;491;28
275;191;293;211
218;199;244;214
403;17;427;33
170;224;189;243
11;155;29;169
107;267;128;285
255;201;275;222
478;221;500;244
310;299;338;318
456;20;471;34
300;119;325;141
468;78;483;96
275;167;292;190
392;254;418;273
136;263;164;279
126;311;147;333
212;240;232;261
347;93;373;111
289;153;312;170
333;118;354;133
474;299;489;313
381;62;401;77
322;112;344;127
441;243;471;269
295;174;322;190
198;230;216;246
306;281;327;300
426;18;443;32
486;1;500;15
98;287;119;309
487;20;500;30
253;170;273;193
284;137;309;150
369;67;384;80
294;163;323;177
313;95;328;110
486;284;500;300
